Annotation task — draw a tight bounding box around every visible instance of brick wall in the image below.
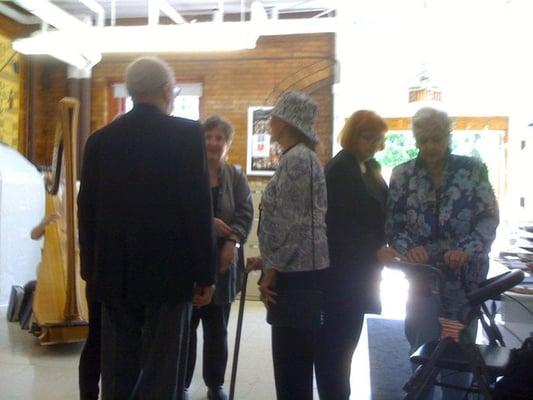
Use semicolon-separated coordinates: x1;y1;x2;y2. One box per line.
90;33;335;168
30;33;335;169
0;13;33;38
32;58;67;165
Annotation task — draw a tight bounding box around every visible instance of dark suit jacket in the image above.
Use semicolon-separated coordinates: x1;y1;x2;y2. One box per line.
78;103;215;304
324;149;388;313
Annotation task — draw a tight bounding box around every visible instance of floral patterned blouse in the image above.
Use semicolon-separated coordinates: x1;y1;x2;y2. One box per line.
385;154;499;318
259;143;329;273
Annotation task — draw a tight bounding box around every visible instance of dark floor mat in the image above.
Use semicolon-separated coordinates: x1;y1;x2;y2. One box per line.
367;318;411;400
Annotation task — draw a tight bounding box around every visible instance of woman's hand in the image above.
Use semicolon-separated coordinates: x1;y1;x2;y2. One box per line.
30;212;61;240
246;256;263;272
219;240;236;273
376;245;403;264
444;250;468;271
259;269;278;307
45;212;61;224
213;218;232;238
407;246;430;264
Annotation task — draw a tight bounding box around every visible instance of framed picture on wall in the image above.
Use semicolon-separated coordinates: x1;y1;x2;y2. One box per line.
246;106;282;176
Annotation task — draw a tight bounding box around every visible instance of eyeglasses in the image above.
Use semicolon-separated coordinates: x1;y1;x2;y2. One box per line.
357;132;385;145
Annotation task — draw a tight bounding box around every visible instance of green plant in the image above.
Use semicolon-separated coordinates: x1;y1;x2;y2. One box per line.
376;133;418;168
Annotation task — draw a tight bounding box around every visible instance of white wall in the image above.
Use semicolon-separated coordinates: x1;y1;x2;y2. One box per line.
0;145;44;306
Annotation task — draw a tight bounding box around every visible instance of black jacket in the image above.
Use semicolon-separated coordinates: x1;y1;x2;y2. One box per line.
78;104;215;304
324;149;388;313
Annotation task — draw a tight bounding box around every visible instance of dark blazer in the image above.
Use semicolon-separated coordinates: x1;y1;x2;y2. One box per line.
324;149;388;313
78;103;215;304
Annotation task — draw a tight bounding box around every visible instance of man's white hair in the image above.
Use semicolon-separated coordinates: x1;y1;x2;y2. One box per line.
125;57;175;102
412;107;452;138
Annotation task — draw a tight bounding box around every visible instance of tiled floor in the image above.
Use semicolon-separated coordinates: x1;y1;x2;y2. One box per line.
0;269;409;400
0;300;374;400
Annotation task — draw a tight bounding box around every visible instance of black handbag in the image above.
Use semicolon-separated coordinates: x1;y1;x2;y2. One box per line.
265;154;323;329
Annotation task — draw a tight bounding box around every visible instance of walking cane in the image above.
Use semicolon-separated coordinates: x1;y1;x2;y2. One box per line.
229;269;248;400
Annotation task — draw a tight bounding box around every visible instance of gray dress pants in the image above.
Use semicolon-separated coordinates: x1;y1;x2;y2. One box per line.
100;299;191;400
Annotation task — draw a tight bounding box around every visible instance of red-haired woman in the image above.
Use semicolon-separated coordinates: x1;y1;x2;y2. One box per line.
316;110;400;400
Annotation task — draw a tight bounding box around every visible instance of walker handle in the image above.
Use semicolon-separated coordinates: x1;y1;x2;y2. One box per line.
387;259;444;282
467;270;524;306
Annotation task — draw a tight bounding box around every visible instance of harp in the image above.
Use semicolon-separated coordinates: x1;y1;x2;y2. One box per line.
32;97;88;344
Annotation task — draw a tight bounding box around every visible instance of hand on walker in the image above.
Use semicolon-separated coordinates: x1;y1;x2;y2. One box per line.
444;250;468;271
376;245;403;264
407;246;430;264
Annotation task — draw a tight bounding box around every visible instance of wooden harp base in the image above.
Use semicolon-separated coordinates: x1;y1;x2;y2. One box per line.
31;321;89;345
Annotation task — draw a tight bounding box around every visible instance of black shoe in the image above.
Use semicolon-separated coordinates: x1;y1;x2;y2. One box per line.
207;386;228;400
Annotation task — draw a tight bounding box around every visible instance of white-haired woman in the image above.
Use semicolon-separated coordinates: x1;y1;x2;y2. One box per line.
385;107;499;399
248;91;329;400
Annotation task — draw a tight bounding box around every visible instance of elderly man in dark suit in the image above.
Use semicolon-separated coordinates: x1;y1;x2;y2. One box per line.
78;56;215;400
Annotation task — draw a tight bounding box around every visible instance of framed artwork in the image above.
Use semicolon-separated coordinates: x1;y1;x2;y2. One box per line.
0;33;21;150
246;106;282;176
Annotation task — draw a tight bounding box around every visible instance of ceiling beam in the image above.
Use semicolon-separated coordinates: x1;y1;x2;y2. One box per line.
78;0;105;27
0;3;39;25
13;0;89;31
160;0;187;24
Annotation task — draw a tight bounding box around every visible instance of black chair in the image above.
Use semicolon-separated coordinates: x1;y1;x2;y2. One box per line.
402;268;524;399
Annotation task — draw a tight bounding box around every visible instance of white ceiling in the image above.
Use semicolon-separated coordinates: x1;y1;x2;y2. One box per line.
7;0;334;21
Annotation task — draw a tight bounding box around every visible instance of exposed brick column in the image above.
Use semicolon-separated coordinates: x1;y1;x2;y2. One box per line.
67;66;91;176
28;59;39;163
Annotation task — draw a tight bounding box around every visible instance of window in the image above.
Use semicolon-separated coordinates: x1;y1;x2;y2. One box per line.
377;117;507;199
114;82;202;121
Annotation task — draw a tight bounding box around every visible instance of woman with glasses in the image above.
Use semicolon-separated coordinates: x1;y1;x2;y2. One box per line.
316;110;400;400
385;107;499;399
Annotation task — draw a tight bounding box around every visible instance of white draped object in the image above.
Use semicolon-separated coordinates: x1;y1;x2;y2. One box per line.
0;145;44;306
